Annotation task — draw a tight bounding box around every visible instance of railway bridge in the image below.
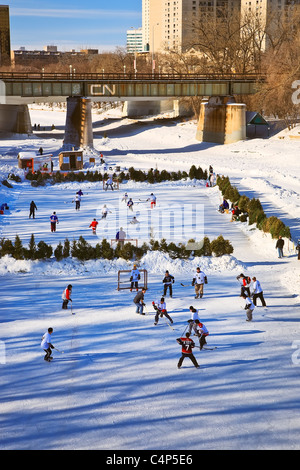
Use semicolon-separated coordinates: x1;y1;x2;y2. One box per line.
0;72;264;146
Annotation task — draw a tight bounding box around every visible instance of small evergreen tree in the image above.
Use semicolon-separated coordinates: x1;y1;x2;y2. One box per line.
26;234;37;260
14;235;24;260
36;241;53;259
54;242;63;261
211;235;234;257
63;238;70;258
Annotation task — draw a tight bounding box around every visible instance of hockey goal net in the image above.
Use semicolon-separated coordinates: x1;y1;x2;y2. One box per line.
103;179;119;190
117;269;148;291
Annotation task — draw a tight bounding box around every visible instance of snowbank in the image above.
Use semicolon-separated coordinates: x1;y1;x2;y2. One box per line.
0;251;244;277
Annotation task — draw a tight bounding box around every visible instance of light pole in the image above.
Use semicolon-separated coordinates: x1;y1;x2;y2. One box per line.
152;23;159;77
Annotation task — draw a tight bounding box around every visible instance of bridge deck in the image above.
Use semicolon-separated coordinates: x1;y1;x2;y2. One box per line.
0;72;264;103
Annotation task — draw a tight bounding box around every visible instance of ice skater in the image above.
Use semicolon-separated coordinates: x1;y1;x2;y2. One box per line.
176;332;200;369
152;298;173;325
89;218;98;234
251;277;267;307
162;270;175;297
130;264;140;291
192;267;207;299
241;293;255;321
50;212;59;232
133;287;146;315
41;327;54;362
29;200;37;219
187;306;201;334
194;319;209;350
62;284;73;310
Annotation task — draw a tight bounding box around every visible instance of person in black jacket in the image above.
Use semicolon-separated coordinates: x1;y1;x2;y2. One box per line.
296;239;300;260
29;201;37;219
163;270;175;297
133;288;146;315
276;236;284;258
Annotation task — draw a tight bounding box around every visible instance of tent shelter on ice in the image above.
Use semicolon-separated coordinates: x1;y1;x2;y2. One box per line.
18;152;53;173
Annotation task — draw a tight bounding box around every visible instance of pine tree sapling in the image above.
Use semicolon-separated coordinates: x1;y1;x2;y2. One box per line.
14;235;24;260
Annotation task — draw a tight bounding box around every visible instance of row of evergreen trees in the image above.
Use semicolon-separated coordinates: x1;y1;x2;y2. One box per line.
22;164;208;187
0;234;233;261
217;175;291;239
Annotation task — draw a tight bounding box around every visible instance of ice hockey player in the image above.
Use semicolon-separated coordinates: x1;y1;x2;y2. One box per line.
101;204;111;219
130;264;140;291
50;211;59;232
192;267;207;298
241;293;255;321
237;273;251;297
74;192;81;210
105;176;114;191
147;193;156;209
194;319;209;350
29;200;37;219
176;332;200;369
251;277;267;307
41;327;54;362
62;284;73;310
133;287;146;315
296;239;300;260
130;216;140;225
116;227;126;247
89;218;98;234
152;297;173;325
162;270;175;297
188;306;201;334
127;198;134;212
121;192;128;203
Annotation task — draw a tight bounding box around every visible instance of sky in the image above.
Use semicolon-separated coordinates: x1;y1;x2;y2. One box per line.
8;0;142;52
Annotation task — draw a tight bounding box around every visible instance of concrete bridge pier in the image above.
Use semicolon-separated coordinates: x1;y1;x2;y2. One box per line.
0;104;32;134
123;99;194;118
63;96;93;149
196;96;246;144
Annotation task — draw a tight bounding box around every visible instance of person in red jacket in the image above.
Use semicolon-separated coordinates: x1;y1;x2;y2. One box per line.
62;284;72;310
89;218;98;234
176;332;200;369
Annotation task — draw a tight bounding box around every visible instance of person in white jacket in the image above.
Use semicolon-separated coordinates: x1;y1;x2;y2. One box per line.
192;267;207;299
194;319;209;350
188;306;201;334
130;264;140;291
241;294;255;321
41;327;54;362
251;277;267;307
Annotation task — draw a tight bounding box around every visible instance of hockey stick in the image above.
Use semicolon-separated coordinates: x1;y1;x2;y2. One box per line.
53;347;64;354
162;314;176;331
143;304;149;315
71;301;74;315
181;283;192;287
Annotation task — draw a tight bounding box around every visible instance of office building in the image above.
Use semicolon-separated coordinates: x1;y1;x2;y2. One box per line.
126;28;143;53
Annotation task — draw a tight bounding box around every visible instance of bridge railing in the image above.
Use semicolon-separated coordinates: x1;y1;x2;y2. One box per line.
0;71;265;82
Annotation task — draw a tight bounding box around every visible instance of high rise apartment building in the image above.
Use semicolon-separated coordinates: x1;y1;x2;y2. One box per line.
143;0;300;53
0;4;11;66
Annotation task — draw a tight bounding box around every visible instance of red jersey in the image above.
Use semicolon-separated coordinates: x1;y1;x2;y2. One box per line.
177;337;195;354
89;220;98;230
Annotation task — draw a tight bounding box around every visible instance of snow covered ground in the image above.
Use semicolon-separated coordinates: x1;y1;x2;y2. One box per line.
0;105;299;450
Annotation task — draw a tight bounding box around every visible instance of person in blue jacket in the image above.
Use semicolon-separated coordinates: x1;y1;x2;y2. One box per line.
50;212;58;232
